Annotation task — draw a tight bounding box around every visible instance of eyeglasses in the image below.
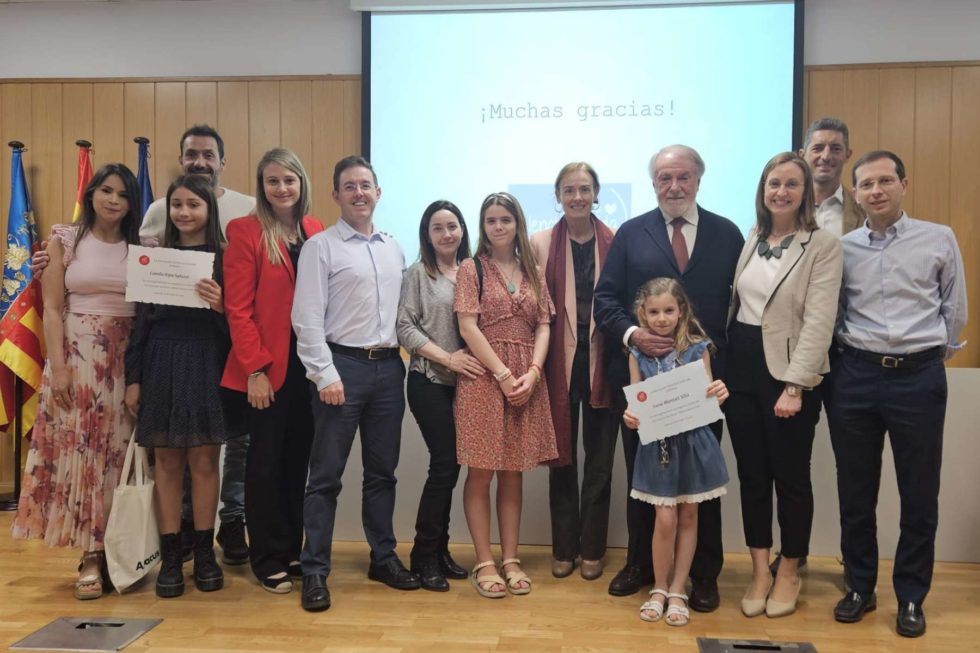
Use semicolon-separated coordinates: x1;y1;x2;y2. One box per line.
341;182;376;194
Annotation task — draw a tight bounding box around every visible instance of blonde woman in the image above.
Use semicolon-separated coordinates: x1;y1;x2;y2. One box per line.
222;148;324;593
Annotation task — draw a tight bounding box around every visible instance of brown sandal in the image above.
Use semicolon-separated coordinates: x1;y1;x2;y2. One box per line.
75;552;104;600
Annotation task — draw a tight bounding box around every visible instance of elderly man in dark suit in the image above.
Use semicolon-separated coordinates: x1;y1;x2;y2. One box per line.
594;144;744;610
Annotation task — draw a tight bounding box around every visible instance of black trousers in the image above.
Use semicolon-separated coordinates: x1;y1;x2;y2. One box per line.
406;371;461;567
618;395;724;580
829;349;946;605
725;322;821;557
244;350;314;579
548;399;618;561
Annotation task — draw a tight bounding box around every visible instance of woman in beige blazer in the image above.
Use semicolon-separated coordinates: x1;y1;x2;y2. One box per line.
725;152;842;619
529;162;617;582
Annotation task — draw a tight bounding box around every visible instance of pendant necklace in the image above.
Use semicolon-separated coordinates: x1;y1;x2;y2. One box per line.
757;232;795;260
499;261;519;294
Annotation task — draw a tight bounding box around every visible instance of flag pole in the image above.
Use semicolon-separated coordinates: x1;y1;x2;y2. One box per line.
0;140;26;511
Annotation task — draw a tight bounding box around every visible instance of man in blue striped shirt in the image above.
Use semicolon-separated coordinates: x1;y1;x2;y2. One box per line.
829;150;967;638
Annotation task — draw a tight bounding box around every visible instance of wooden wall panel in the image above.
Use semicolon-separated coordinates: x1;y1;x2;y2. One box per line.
123;83;154;179
30;84;63;235
838;70;879;188
913;67;952;225
154;82;186;202
61;84;93;221
280;81;313;174
92;83;125;169
312;80;346;226
876;68;916;212
216;81;249;196
247;81;281;197
185;82;217;128
950;66;980;372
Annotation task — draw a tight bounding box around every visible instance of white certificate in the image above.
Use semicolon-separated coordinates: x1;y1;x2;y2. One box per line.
126;245;215;309
624;358;724;445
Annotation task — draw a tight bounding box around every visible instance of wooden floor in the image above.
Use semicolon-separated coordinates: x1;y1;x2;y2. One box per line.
1;512;978;652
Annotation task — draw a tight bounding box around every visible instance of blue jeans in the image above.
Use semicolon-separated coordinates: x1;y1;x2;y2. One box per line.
300;354;405;577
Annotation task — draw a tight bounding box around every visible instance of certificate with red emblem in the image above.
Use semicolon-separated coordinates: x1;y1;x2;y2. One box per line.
624;359;723;445
126;245;215;309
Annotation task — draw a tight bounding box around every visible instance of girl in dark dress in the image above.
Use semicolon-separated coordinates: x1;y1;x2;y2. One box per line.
124;175;232;598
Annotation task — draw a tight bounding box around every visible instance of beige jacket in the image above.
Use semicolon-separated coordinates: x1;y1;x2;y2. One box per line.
727;227;843;388
842;187;865;235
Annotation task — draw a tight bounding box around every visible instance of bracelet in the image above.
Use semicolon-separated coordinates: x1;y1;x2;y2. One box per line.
249;369;266;379
528;366;541;384
494;368;512;382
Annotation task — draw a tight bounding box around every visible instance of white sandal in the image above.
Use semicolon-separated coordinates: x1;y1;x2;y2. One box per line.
501;558;531;595
470;560;506;599
640;588;669;622
664;592;691;627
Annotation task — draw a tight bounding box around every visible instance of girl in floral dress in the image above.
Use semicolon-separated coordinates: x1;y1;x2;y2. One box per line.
454;192;557;598
12;163;142;600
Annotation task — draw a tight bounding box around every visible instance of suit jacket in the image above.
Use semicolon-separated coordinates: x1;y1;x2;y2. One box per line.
842;187;864;235
727;227;843;388
530;226;608;391
593;205;744;389
221;214;325;392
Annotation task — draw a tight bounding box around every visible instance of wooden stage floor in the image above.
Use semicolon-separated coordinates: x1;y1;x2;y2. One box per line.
1;513;977;652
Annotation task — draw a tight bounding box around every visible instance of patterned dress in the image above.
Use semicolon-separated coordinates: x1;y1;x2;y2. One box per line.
453;255;558;471
12;226;135;551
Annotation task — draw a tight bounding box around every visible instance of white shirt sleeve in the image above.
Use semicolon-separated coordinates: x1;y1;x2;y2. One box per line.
291;234;340;390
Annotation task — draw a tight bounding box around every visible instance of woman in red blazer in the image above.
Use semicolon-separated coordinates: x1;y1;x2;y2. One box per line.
222;148;324;594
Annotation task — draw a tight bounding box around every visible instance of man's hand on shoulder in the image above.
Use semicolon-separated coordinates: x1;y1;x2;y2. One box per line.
629;328;674;358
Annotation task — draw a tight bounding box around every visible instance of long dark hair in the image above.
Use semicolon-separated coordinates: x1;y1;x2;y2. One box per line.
163;175;226;274
75;163;142;246
418;200;470;279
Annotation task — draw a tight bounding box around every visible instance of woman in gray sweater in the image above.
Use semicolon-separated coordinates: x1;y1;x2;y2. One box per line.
396;200;485;591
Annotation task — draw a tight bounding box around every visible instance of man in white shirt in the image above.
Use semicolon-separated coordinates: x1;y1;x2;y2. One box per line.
799;117;864;238
292;156;416;612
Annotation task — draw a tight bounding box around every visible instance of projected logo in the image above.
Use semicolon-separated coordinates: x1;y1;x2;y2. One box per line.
509;183;631;235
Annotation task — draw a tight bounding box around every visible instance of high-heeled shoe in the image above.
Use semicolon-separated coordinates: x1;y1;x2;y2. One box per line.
766;577;802;618
741;578;772;617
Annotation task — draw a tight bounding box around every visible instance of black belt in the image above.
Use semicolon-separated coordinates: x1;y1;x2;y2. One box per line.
841;344;943;369
328;343;400;361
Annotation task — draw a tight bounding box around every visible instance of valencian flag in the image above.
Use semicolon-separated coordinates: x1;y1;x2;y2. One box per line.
135;137;154;216
71;140;93;223
0;144;45;435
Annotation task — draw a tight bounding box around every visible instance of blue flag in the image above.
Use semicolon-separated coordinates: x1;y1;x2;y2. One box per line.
1;148;37;318
136;140;154;216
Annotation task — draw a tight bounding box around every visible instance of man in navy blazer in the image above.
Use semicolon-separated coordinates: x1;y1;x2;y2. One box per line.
594;145;744;609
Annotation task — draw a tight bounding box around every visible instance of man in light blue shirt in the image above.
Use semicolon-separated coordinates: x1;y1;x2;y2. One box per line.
291;156;417;611
829;150;967;638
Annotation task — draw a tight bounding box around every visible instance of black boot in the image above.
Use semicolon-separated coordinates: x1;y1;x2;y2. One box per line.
193;529;224;592
157;532;185;598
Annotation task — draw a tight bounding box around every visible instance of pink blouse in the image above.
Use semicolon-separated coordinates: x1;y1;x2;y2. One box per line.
55;225;135;318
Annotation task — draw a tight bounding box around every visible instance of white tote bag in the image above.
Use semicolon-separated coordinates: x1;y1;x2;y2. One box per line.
104;431;160;593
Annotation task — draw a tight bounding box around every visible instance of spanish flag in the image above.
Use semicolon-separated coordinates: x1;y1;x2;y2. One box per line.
71;140;93;223
0;145;45;435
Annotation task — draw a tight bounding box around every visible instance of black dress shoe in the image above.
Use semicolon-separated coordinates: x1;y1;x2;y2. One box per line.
607;564;654;597
413;562;450;592
438;550;468;580
834;591;877;623
896;602;926;637
368;558;422;590
301;574;330;612
689;578;720;612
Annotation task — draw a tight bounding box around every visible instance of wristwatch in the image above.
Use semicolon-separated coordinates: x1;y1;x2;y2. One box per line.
784;384;802;398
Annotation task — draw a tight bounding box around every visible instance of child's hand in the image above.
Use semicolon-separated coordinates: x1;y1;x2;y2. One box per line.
706;379;729;405
196;278;223;313
623;409;640;430
506;372;536;406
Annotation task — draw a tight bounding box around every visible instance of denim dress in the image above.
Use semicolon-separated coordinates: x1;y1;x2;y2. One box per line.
629;340;729;506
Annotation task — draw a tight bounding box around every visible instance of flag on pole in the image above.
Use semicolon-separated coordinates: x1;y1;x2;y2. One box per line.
0;143;45;434
71;140;93;223
135;137;154;216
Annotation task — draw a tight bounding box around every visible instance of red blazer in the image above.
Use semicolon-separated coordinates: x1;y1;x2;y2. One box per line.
221;214;324;392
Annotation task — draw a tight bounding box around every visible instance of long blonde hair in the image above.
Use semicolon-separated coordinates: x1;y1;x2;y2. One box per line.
632;277;713;355
254;148;312;265
475;192;544;308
